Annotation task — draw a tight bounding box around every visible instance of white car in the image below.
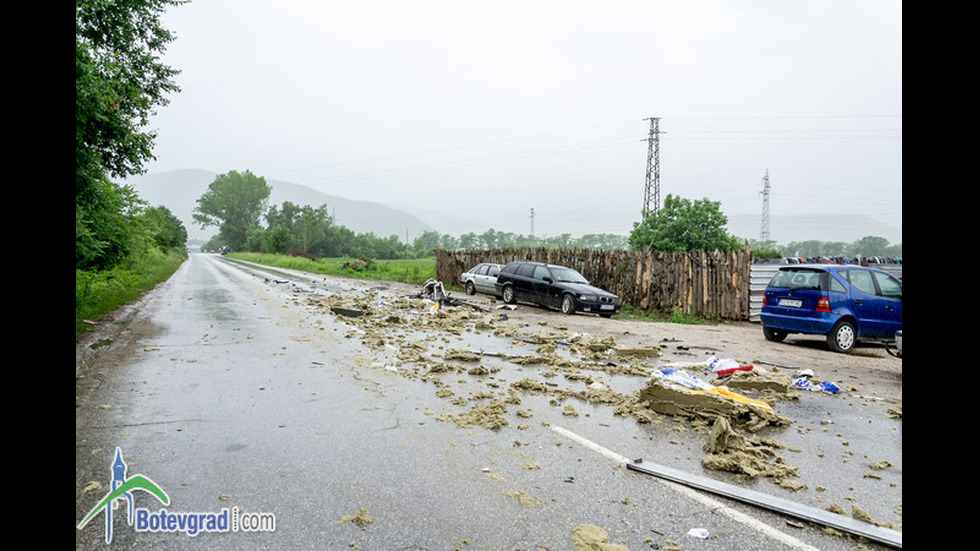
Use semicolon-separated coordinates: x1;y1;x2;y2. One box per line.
460;263;503;296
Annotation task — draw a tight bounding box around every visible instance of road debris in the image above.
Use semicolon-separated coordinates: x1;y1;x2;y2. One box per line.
298;279;899;537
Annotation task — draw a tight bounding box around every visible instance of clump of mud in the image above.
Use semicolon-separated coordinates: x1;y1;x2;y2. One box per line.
701;416;799;485
437;399;511;430
335;508;373;529
571;524;629;551
638;378;789;432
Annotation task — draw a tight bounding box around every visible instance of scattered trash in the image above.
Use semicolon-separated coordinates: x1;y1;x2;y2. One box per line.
419;278;449;302
687;527;709;539
650;368;713;391
707;356;754;377
792;377;840;394
644;370;780;420
331;307;369;317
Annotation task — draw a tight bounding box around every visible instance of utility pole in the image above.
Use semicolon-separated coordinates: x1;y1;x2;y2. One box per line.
529;208;535;240
759;169;771;241
642;117;664;218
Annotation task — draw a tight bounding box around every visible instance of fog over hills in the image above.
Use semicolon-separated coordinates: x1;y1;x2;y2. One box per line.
125;169;438;243
125;169;901;247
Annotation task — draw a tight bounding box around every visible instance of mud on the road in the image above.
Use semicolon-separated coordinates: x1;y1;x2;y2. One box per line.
77;266;903;538
288;274;902;531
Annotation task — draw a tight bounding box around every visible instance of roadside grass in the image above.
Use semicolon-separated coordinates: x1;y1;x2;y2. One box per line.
227;252;437;287
229;253;725;324
614;303;719;325
75;249;187;335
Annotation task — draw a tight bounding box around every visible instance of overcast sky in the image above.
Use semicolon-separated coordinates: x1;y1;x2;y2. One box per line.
143;0;902;243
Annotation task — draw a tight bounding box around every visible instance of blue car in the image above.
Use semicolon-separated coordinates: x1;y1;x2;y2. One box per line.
760;265;902;353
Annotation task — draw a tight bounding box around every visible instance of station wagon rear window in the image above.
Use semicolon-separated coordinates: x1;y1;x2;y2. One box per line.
768;268;828;291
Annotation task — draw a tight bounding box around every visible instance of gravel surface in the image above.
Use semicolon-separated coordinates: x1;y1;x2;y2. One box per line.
387;280;903;406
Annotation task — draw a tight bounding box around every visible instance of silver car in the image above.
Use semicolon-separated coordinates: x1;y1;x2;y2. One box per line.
461;263;503;296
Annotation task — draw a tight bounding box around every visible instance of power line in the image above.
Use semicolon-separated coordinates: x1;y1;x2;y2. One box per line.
759;169;771;241
642;117;664;218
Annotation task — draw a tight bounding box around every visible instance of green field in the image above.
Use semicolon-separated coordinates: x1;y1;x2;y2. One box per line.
227;252;438;287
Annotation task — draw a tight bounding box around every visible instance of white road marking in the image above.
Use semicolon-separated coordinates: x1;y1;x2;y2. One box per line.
550;425;822;551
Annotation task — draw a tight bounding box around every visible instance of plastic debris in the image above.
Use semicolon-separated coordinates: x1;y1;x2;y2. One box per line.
707;356;755;377
687;527;709;539
792;377;840;394
648;369;775;413
651;368;713;391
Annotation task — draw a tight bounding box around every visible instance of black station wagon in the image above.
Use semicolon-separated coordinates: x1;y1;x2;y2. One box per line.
494;261;621;317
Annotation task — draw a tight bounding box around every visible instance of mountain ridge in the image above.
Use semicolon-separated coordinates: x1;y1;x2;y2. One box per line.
124;169;437;242
125;169;901;246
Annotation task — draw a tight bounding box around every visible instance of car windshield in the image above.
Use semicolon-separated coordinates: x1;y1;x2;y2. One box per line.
549;267;589;283
769;268;824;291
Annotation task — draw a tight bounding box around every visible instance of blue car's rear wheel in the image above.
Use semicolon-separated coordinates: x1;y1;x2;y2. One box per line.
762;326;787;342
827;319;856;353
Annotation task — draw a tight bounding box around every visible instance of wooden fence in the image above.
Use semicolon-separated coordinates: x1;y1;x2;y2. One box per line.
436;245;754;320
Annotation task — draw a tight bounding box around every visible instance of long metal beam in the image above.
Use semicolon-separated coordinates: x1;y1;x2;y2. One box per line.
626;459;902;549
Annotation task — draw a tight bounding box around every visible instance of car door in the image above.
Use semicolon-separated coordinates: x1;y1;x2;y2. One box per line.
477;264;500;294
843;269;902;339
870;271;903;336
530;264;554;307
513;263;536;302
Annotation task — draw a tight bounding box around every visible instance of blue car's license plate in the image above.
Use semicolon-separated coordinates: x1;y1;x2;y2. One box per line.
779;298;803;308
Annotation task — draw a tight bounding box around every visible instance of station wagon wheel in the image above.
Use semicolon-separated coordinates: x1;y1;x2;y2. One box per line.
502;285;515;304
561;294;576;315
465;281;476;295
762;326;787;343
827;319;856;353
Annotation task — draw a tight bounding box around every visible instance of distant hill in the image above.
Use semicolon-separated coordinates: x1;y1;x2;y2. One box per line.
123;169;435;242
123;169;900;247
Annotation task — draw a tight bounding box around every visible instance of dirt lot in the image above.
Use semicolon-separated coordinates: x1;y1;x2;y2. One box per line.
380;280;903;406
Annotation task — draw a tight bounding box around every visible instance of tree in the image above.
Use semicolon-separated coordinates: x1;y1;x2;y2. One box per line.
193;170;271;250
141;205;187;252
76;0;184;269
411;230;443;258
629;194;742;253
75;182;147;269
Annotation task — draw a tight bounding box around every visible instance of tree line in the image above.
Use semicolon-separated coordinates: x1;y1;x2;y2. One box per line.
194;171;901;261
76;0;188;272
194;171;629;259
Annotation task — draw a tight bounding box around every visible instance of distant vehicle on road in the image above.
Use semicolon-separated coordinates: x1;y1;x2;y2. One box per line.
494;261;621;317
760;265;902;353
460;263;503;296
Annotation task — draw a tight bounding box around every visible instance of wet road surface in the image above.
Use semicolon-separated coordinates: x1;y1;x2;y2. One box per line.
76;253;901;550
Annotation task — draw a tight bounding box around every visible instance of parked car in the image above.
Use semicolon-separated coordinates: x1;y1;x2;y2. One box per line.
760;265;902;353
494;261;621;317
460;263;503;296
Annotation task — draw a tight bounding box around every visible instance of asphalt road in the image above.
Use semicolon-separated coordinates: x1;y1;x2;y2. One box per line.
76;253;902;550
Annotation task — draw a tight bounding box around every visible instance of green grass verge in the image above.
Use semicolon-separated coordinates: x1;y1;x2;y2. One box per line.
613;304;719;325
75;249;187;336
227;252;437;287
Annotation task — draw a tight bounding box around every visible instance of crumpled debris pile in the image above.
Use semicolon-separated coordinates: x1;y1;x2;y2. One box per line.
304;280;852;490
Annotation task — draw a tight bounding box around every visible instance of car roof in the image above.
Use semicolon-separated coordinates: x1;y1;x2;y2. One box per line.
777;264;890;274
